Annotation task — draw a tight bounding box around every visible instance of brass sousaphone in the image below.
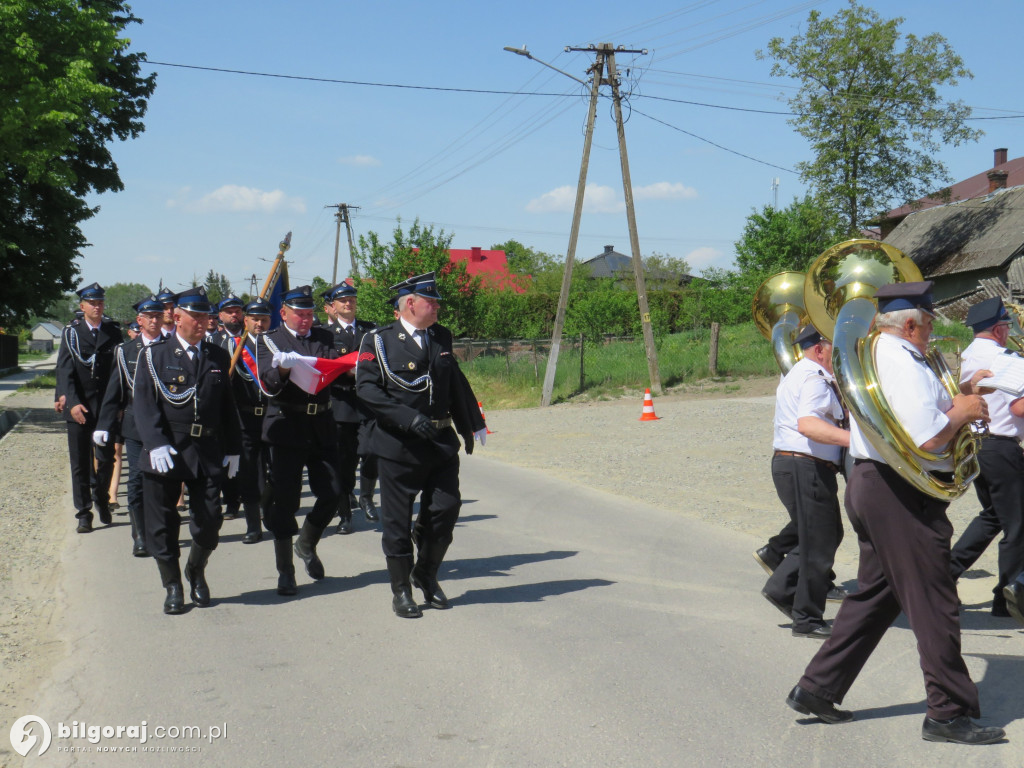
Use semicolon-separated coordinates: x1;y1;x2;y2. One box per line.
753;271;808;374
804;239;980;500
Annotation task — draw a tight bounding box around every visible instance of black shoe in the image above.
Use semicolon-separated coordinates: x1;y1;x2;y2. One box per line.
132;539;149;557
76;516;93;534
762;589;794;620
753;546;782;575
392;588;423;618
222;507;239;521
359;495;379;522
294;524;325;580
184;546;212;607
163;583;185;615
277;572;297;596
991;602;1011;618
97;507;112;526
275;539;297;596
921;715;1005;744
826;585;849;602
336;513;353;536
243;529;262;544
792;623;832;639
1003;582;1024;627
786;685;853;724
412;572;450;609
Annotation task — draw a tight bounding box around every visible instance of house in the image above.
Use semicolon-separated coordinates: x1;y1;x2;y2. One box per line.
581;245;694;288
882;150;1024;319
29;321;63;352
448;247;524;292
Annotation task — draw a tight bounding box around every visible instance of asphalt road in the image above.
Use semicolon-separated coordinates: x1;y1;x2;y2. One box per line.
12;453;1024;767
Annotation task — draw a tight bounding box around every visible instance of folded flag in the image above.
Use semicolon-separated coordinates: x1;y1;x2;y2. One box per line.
286;351;359;394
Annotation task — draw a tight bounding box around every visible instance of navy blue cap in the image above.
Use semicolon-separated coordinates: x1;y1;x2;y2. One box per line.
174;286;213;313
390;271;442;300
245;298;272;316
217;293;244;311
76;282;105;300
155;287;176;304
874;281;935;315
794;325;825;349
128;321;141;332
282;285;315;309
964;296;1011;332
133;294;164;314
323;281;357;301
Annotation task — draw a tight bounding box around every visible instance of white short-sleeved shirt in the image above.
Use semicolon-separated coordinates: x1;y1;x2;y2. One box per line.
960;337;1024;438
849;332;952;471
772;356;844;463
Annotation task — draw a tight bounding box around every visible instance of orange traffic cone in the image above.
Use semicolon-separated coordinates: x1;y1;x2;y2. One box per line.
639;388;660;421
478;401;494;434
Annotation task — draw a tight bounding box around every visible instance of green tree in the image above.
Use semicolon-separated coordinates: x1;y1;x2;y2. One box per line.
758;0;980;232
491;239;560;279
355;219;477;335
103;281;153;325
734;195;846;278
642;252;692;290
0;0;156;326
202;271;233;306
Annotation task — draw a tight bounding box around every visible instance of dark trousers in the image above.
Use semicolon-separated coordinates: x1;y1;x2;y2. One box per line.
265;442;340;539
142;471;223;563
378;453;460;559
764;454;843;630
335;421;360;497
66;419;114;518
124;437;144;517
799;460;980;720
236;423;266;507
950;437;1024;606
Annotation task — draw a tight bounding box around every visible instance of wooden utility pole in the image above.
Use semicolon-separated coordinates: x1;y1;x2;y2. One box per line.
327;203;360;283
539;43;660;406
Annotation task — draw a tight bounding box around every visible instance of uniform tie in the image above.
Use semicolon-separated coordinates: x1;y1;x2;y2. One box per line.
187;345;199;361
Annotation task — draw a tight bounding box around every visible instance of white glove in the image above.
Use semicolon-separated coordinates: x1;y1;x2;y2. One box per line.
272;350;305;370
473;428;487;447
92;430;109;447
223;454;240;479
150;445;178;473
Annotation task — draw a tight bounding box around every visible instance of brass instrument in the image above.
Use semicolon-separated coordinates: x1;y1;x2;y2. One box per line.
752;271;808;374
804;239;980;500
1003;301;1024;355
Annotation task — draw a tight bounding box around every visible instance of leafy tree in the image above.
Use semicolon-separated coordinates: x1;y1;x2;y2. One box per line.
103;281;153;325
491;239;560;279
355;219;477;335
202;270;233;306
0;0;156;326
758;1;980;232
734;195;846;279
642;252;692;290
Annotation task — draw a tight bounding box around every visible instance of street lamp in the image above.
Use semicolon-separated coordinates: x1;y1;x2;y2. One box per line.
502;46;588;86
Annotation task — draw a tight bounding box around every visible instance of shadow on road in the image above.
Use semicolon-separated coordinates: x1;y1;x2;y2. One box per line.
455;578;615;605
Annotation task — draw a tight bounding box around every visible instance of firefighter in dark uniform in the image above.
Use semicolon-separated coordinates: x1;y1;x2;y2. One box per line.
210;293;247;521
226;297;274;544
132;287;242;614
55;282;125;533
93;294;166;556
786;282;1005;745
356;272;486;618
255;285;341;596
155;286;176;338
322;280;379;534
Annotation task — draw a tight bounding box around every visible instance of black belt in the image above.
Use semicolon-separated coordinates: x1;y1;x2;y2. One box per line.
242;405;265;417
275;401;331;416
169;422;218;439
774;449;840;474
983;434;1021;444
852;457;954;483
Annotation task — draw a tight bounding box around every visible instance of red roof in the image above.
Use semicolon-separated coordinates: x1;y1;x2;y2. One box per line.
448;247;525;293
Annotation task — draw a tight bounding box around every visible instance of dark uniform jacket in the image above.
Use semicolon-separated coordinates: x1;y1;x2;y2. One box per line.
96;336;155;442
327;318;377;423
213;331;268;433
55;318;124;423
256;325;338;447
356;321;484;464
132;337;243;480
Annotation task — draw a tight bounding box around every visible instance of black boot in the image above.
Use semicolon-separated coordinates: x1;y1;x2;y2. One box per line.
274;538;297;596
156;559;184;615
127;507;149;557
336;509;353;535
294;520;326;580
359;476;379;521
387;556;422;618
184;544;213;607
412;540;451;609
242;503;262;544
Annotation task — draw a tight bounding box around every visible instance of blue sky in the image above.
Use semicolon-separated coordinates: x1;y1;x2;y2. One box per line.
79;0;1024;295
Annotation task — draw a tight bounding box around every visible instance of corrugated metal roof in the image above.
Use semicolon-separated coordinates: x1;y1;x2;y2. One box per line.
885;155;1024;220
883;185;1024;277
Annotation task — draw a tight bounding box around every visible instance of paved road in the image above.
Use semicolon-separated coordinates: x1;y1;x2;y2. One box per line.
11;451;1024;767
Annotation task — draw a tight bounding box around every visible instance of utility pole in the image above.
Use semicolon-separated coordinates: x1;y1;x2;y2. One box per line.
509;43;660;406
326;203;360;283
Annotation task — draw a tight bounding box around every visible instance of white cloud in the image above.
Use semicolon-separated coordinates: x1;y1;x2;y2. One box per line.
526;184;623;214
686;246;726;270
167;185;306;215
338;154;381;167
633;181;698;201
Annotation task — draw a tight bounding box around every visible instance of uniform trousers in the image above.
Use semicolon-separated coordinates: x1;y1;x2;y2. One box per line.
236;415;266;508
335;421;361;497
67;419;114;517
378;452;460;559
764;454;843;630
949;436;1024;607
799;459;980;720
142;471;223;563
124;437;144;518
265;442;340;539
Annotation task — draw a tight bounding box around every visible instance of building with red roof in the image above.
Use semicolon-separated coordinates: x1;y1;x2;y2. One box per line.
448;247;525;293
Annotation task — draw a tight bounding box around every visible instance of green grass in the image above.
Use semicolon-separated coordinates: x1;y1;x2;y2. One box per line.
19;372;56;391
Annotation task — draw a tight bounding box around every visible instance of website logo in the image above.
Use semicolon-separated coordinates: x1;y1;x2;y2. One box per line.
10;715;52;757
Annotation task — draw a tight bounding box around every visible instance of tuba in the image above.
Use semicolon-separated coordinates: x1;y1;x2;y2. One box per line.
804;239;980;500
753;271;808;374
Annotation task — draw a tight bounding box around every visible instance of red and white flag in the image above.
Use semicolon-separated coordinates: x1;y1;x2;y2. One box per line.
286;351;359;394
